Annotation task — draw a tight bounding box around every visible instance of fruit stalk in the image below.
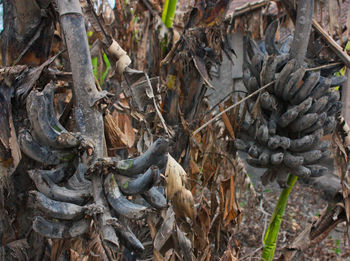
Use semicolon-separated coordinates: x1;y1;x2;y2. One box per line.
261;174;298;261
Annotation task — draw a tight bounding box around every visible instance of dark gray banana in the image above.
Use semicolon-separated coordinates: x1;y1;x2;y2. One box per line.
264;20;280;55
18;129;65;165
238;28;342;186
28;169;91;205
116;166;160;196
31;190;90;220
32;216;89;239
104;174;148;220
26;90;80;149
141;187;167;210
91;138;168;177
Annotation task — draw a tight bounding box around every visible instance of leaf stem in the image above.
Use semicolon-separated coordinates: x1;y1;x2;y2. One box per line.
162;0;178;28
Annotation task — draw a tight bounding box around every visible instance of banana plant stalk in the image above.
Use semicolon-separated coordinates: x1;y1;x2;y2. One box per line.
162;0;178;28
261;1;313;259
261;174;298;261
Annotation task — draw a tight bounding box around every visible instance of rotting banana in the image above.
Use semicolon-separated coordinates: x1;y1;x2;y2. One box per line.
308;165;328;177
264;20;280;55
28;169;91;205
39;163;75;184
291;71;320;105
236;29;343;186
67;163;91;190
294;150;323;165
308;96;328;113
18;129;62;165
116;166;160;196
282;66;306;100
42;81;67;133
289;113;319;132
30;190;88;220
32;215;89;239
141;187;167;210
274;59;296;97
283;152;304;168
267;135;290;150
104;174;148;220
280;35;293;54
90;138;168;177
27;90;80;149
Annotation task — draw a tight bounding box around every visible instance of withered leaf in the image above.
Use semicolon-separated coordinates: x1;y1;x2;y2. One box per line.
165;153;187;200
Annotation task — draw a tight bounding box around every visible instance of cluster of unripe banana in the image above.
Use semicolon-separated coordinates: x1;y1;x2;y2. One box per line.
235;22;345;187
18;81;168;253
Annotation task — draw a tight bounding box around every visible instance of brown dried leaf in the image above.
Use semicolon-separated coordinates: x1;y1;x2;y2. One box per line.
165;153;187;200
220;175;241;226
172;187;195;221
219;104;235;139
154;207;176;252
219;249;238;261
194;203;211;251
70;249;88;261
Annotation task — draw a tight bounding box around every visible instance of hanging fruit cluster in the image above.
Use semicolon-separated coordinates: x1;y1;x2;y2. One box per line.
19;81;168;253
234;21;345;187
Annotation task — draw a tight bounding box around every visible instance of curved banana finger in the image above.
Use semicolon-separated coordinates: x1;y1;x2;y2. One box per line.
93;138;168;177
330;75;347;87
289;113;319;132
30;190;87;220
32;216;89;239
67;163;91;190
142;187;167;210
267;135;290;150
28;169;91;205
27;90;80;149
18;129;61;165
38;163;75;184
283;152;304;168
274;59;296;97
104;174;148;220
301;112;327;134
293;150;322;165
308;96;328;113
116;166;160;195
282;66;306;100
310;77;331;99
279;35;293;54
291;71;320;105
42;81;66;132
264;20;280;55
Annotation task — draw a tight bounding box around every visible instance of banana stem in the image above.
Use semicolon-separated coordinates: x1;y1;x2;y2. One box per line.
162;0;178;28
261;174;298;261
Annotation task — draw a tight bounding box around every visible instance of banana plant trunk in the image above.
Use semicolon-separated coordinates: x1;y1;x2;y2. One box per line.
55;0;119;254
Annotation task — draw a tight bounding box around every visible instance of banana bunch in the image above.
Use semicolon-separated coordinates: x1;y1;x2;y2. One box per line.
235;21;345;187
18;81;92;165
20;82;169;254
